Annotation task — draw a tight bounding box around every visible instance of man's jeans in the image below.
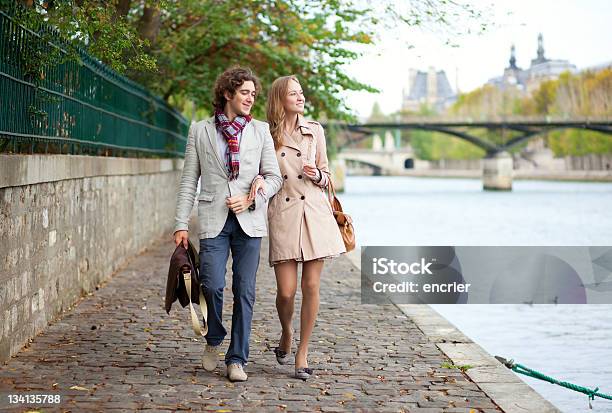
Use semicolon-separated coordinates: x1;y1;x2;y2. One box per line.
199;211;261;366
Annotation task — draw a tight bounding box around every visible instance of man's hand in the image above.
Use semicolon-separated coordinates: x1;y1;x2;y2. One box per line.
174;230;189;249
226;194;252;214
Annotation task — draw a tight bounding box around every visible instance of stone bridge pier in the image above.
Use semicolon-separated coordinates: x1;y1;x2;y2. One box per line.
482;151;513;191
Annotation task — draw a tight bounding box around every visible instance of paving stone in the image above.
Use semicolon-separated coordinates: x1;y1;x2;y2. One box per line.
0;237;502;411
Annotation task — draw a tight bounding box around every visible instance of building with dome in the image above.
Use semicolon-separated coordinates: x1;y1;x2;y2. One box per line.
488;33;577;94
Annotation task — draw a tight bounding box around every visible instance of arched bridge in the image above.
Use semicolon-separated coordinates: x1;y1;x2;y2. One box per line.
329;119;612;155
325;119;612;190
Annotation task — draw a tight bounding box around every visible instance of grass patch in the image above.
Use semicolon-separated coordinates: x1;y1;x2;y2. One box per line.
441;361;474;372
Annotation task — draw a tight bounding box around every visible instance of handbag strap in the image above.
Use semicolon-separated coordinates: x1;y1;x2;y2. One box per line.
326;177;335;206
326;178;345;213
183;271;208;337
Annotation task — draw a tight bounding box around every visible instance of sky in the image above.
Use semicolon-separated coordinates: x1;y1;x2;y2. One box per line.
343;0;612;119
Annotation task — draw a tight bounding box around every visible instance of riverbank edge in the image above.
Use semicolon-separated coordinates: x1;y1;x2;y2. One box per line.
344;249;562;413
378;169;612;182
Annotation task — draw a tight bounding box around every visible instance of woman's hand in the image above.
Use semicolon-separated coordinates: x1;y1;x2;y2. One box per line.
303;165;320;182
248;176;265;202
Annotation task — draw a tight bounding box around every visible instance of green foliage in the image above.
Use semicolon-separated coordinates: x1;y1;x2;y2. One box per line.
548;129;612;157
141;0;378;120
368;102;388;123
533;79;557;114
2;0;156;74
1;2;187;158
450;84;524;119
6;0;490;122
402;104;485;160
5;0;379;120
410;130;485;161
543;69;612;155
440;362;473;372
324;122;341;161
360;102;391;148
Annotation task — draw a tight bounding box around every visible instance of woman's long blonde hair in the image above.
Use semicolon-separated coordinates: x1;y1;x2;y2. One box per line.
266;75;300;150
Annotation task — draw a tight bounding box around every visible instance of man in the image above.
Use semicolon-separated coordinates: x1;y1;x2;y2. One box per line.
173;67;282;382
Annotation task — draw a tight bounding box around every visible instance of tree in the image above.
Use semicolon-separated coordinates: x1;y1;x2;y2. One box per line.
6;0;488;120
368;102;388;123
533;79;557;115
407;104;485;160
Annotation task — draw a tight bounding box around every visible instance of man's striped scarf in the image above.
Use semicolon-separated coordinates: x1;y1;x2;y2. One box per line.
214;110;252;180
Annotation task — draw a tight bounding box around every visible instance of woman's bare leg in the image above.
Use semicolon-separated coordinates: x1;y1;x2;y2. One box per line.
274;260;298;352
296;259;324;368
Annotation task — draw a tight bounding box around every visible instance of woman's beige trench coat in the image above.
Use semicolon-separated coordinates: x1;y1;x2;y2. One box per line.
267;115;346;266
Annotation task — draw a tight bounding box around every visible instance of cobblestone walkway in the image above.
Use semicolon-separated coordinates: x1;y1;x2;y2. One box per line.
0;237;502;412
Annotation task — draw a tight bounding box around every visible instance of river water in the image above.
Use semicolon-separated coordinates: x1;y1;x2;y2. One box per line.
338;175;612;413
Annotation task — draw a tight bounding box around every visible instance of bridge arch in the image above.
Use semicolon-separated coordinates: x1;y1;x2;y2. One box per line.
342;158;384;175
328;121;612;156
337;148;415;175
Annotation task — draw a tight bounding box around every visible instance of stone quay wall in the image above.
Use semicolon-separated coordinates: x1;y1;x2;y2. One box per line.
0;155;183;362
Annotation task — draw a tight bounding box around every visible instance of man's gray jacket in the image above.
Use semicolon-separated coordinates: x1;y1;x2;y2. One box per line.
174;117;283;239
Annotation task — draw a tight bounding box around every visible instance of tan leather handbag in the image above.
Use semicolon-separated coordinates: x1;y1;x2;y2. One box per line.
327;179;356;252
307;130;355;252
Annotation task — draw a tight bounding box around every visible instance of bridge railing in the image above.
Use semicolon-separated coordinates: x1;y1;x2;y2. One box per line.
327;117;612;128
0;7;188;158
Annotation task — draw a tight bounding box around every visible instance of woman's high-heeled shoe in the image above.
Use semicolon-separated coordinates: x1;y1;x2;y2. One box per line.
273;332;293;365
273;346;290;365
295;367;313;380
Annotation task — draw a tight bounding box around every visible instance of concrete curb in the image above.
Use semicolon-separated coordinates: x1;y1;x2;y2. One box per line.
344;249;561;413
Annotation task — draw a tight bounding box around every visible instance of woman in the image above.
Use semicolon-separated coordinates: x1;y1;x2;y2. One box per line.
256;75;346;380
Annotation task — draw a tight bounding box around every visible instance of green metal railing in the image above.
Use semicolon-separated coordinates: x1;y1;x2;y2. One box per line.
0;7;188;157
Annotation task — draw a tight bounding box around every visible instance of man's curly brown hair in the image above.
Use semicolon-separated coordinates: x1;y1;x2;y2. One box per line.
212;66;262;111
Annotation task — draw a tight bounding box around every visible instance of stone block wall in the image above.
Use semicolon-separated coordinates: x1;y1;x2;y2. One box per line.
0;155;183;361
